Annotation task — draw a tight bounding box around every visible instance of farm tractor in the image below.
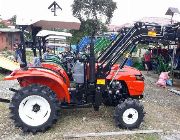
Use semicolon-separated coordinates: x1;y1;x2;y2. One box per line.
2;21;180;133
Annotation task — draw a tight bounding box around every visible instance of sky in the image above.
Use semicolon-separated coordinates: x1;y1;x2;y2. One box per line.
0;0;180;25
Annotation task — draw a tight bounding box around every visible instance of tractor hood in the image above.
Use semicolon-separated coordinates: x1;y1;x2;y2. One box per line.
106;65;142;80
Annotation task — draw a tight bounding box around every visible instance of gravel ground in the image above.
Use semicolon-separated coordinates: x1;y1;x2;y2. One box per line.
0;80;19;99
0;72;179;140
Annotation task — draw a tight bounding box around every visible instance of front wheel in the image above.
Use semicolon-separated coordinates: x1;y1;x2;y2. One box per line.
114;98;144;129
9;84;60;133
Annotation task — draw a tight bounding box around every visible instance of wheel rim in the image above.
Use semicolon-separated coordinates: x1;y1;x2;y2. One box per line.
18;95;51;127
122;108;138;125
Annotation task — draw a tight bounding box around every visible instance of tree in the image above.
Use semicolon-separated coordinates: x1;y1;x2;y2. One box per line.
72;0;117;84
0;21;7;28
72;0;117;36
10;15;17;26
0;23;6;28
72;0;117;24
70;19;108;44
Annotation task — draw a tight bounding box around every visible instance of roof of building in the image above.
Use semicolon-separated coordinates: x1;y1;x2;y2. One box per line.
138;17;176;25
37;30;72;37
46;35;66;40
0;28;21;33
108;17;178;32
32;20;80;30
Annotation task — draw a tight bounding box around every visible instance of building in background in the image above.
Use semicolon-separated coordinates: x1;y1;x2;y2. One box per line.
0;28;20;51
107;17;177;32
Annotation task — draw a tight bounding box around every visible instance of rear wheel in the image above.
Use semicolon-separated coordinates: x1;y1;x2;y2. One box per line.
114;98;144;129
9;84;60;133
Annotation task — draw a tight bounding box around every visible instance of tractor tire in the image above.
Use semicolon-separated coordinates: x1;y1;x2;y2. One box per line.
114;98;144;129
9;84;60;133
103;98;112;106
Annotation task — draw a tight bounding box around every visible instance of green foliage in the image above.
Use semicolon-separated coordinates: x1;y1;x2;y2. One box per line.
9;15;17;26
24;31;32;41
0;67;11;81
0;15;16;27
156;55;171;73
70;19;108;44
26;50;34;63
137;44;149;49
0;73;5;81
70;29;85;44
134;134;160;140
0;22;7;28
2;47;8;52
133;61;144;70
72;0;117;24
71;0;116;44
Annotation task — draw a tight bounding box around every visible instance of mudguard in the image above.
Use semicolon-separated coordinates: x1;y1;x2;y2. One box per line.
4;68;70;103
41;63;70;87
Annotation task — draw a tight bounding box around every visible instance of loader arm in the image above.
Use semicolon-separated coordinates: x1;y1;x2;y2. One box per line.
97;22;180;75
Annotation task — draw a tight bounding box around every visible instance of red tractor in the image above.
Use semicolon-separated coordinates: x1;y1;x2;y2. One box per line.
3;21;180;133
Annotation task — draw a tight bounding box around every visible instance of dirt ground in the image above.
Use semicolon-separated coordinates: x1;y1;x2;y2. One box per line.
0;71;179;140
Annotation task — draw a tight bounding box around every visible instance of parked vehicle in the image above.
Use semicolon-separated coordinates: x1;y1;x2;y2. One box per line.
2;21;180;133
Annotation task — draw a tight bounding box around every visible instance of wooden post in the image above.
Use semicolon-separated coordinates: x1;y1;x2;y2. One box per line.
64;130;163;139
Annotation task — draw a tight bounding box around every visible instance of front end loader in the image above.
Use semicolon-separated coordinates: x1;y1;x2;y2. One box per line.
2;21;180;133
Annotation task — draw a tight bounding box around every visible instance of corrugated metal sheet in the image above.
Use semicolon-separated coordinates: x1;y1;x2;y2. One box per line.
32;20;80;30
0;28;20;33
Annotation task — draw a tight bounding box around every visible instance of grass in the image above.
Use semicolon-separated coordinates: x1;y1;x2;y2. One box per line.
0;68;11;81
0;73;5;81
26;50;34;64
133;134;160;140
0;50;13;58
0;50;33;81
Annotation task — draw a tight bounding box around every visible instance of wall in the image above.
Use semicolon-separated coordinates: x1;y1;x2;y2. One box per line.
0;33;7;51
0;32;20;51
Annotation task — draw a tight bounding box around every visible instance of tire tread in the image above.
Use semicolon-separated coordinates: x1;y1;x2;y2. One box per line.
9;84;60;134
